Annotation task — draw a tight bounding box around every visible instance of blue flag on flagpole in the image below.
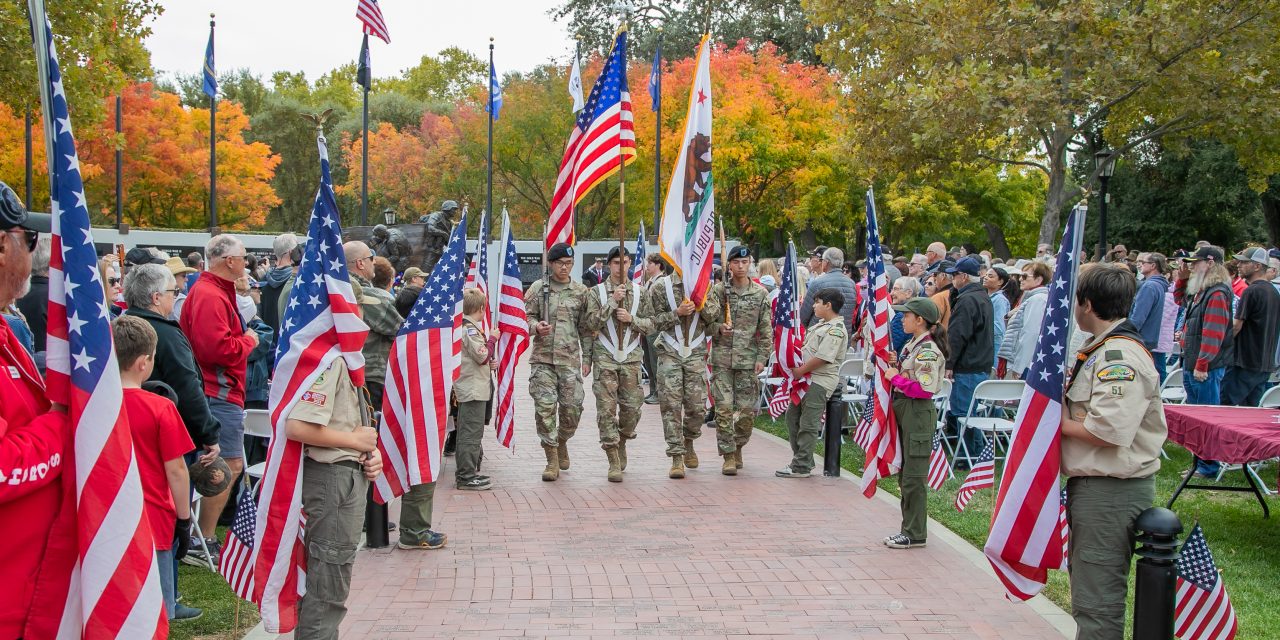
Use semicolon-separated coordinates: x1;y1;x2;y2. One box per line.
202;27;216;99
488;59;502;120
647;41;661;112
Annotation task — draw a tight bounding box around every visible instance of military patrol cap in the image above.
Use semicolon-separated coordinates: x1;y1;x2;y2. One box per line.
441;200;459;212
892;296;940;324
727;245;751;261
548;242;574;262
606;245;631;262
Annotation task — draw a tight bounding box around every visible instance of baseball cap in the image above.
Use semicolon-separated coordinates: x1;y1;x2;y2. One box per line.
189;458;233;497
892;296;940;324
808;245;828;258
547;243;573;262
1233;246;1269;265
0;181;50;233
403;266;426;282
165;256;197;277
944;256;981;276
759;275;776;288
125;246;166;267
928;259;956;275
1185;246;1224;263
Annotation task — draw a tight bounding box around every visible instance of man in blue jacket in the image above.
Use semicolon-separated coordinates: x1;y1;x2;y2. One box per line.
1130;253;1169;380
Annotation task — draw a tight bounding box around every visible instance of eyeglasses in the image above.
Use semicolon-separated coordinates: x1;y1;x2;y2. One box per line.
165;288;182;295
108;277;121;286
6;228;38;252
224;253;247;262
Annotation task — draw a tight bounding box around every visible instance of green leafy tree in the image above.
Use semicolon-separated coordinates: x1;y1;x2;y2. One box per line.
167;68;270;117
376;47;485;103
248;95;353;231
805;0;1280;245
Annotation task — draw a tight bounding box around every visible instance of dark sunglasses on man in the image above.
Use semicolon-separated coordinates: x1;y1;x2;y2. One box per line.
0;181;50;251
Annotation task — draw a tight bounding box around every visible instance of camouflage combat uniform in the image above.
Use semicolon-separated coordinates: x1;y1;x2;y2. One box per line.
707;279;773;460
583;279;654;452
648;273;721;458
523;277;590;448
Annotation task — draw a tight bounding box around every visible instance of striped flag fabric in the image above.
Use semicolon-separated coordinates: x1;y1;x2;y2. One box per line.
374;211;469;500
859;188;901;498
953;438;994;512
983;203;1085;601
465;208;492;335
356;0;391;43
1175;524;1238;640
252;134;370;633
547;26;635;247
768;242;808;418
493;209;529;448
926;430;950;490
33;10;167;637
631;222;647;284
1058;487;1070;568
852;397;873;451
219;484;258;599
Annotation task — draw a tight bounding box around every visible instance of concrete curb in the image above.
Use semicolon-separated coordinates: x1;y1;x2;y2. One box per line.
752;428;1077;639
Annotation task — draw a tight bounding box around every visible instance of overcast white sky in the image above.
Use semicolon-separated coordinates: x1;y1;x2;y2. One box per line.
145;1;573;83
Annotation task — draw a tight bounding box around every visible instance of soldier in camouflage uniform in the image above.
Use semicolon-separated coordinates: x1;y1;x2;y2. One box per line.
582;246;654;482
523;242;591;481
648;268;721;478
707;246;772;475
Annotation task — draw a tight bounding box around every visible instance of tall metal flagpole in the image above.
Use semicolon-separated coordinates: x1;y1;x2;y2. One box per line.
24;106;33;205
487;38;495;220
115;94;123;229
361;34;370;227
615;25;628;286
652;28;663;236
208;14;217;231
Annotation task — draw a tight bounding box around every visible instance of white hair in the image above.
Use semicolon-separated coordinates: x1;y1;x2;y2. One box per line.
31;235;52;277
123;263;176;310
821;247;845;269
205;234;242;261
893;276;923;296
273;232;299;260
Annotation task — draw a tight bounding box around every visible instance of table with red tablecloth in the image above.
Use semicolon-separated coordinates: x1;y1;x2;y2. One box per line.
1164;404;1280;517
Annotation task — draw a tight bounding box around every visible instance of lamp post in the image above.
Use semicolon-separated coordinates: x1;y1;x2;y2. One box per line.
383;207;396;226
1095;149;1116;261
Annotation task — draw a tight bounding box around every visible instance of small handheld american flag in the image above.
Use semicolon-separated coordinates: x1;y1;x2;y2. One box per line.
493;209;529;448
953;438;994;512
926;430;950;490
220;484;258;599
1176;524;1237;640
631;223;647;284
768;241;808;418
465;207;492;335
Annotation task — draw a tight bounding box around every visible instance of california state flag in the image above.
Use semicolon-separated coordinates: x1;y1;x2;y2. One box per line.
657;34;715;308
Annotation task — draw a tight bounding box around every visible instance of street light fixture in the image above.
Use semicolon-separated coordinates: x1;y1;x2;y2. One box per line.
1095;150;1116;261
383;207;396;226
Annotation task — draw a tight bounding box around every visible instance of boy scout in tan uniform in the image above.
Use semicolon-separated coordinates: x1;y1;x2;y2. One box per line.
582;247;654;482
1060;264;1166;640
455;288;495;490
524;242;591;481
707;246;772;475
778;289;847;478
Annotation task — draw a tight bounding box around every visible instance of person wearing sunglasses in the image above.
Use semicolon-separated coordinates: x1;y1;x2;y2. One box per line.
0;180;76;638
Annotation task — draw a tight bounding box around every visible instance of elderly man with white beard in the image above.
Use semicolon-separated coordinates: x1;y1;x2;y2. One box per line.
1173;245;1235;478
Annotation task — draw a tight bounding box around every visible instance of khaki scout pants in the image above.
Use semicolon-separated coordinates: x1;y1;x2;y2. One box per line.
1066;475;1155;640
893;396;936;541
298;458;368;640
454;400;486;482
529;363;584;448
784;383;832;473
711;368;760;454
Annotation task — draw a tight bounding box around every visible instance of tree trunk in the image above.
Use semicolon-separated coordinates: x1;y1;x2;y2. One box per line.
1038;142;1071;247
799;225;817;252
1263;187;1280;248
772;227;784;255
984;222;1013;261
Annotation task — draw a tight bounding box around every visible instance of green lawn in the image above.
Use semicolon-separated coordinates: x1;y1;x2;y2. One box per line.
169;527;259;640
755;415;1280;638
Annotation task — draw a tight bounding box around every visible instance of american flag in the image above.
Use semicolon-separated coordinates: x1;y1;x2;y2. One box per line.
860;188;901;498
1057;487;1070;568
252;134;369;633
953;438;994;512
546;27;635;247
494;210;530;448
374;211;469;500
1176;524;1238;640
356;0;391;43
631;222;647;284
983;204;1084;601
220;484;258;599
926;430;951;490
768;242;808;418
852;397;873;451
34;11;167;637
465;208;492;335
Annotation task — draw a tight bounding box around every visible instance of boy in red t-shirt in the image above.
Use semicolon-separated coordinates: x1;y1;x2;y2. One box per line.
113;315;198;620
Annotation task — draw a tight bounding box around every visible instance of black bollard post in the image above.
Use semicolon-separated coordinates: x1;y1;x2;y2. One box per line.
364;486;389;548
1133;507;1183;640
823;397;845;477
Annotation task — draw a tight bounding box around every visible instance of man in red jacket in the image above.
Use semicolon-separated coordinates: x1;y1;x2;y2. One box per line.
179;234;258;561
0;183;73;636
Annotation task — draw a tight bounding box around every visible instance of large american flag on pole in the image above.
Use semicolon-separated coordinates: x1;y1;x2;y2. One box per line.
860;188;901;498
631;222;647;284
356;0;391;43
219;484;257;599
251;134;369;633
1176;524;1238;640
494;209;529;448
465;208;492;335
33;8;167;636
768;241;808;418
983;203;1084;601
546;26;635;247
374;211;469;500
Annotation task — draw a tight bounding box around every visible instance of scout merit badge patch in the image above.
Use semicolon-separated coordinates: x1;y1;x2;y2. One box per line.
916;350;940;362
1097;364;1136;382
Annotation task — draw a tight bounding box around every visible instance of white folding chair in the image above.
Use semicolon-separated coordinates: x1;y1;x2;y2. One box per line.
1259;385;1280;409
243;408;273;486
952;380;1026;469
187;494;216;571
838;359;868;426
1160;368;1186;404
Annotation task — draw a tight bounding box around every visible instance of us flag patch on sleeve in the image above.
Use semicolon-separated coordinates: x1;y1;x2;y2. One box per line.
301;391;328;407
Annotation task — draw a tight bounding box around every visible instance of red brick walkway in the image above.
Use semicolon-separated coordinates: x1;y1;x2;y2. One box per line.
327;364;1070;639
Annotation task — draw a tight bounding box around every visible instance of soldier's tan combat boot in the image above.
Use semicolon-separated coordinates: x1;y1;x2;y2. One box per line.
558;440;570;470
669;455;686;479
606;448;623;483
618;439;628;471
542;445;560;481
735;448;744;469
721;454;738;476
683;440;699;468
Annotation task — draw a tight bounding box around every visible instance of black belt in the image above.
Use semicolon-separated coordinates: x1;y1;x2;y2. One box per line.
305;457;363;470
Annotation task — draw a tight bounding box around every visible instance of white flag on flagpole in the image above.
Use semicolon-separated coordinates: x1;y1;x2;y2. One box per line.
568;52;585;113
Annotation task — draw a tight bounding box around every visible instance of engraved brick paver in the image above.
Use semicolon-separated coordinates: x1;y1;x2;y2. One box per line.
336;362;1064;639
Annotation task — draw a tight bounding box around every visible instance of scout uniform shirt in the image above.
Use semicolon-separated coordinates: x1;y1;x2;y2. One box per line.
897;333;945;396
1061;321;1167;478
802;315;848;394
708;280;773;371
289;357;369;464
584;279;655;367
523;278;591;367
456;316;493;403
